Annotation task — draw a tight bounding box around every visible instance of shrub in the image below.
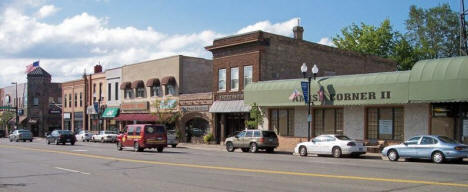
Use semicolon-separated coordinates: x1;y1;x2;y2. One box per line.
203;133;213;143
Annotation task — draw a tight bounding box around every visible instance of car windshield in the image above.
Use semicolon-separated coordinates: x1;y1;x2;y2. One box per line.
58;130;72;135
262;131;277;138
19;130;31;133
335;135;351;140
437;136;460;144
104;131;116;134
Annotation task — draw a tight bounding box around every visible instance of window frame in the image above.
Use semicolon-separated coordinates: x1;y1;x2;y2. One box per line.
218;68;226;91
243;65;253;88
230;67;239;91
366;107;404;141
269;108;295;136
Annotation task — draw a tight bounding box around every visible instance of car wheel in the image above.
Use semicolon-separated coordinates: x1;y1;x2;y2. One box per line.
47;139;50;145
226;142;235;152
332;147;342;158
387;149;399;161
241;148;249;152
101;138;104;143
157;147;164;152
71;141;75;145
249;143;258;153
171;144;177;148
117;142;123;151
15;138;19;142
299;146;308;157
134;142;142;152
30;139;33;142
432;151;445;164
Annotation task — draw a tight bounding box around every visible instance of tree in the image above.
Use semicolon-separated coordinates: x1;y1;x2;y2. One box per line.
246;103;264;129
0;111;14;132
333;19;396;58
406;4;460;59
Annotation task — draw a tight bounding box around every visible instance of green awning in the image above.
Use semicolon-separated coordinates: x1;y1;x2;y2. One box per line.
409;56;468;103
101;108;119;118
245;71;410;107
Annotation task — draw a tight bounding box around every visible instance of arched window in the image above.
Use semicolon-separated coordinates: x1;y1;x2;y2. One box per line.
161;76;177;96
132;80;145;98
147;78;162;97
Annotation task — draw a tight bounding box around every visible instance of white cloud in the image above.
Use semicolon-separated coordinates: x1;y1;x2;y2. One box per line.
0;2;301;87
236;17;299;36
318;37;335;47
36;5;58;18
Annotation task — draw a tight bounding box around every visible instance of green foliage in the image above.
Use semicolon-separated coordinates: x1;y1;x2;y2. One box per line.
333;4;461;70
0;112;14;129
246;103;264;129
203;133;213;143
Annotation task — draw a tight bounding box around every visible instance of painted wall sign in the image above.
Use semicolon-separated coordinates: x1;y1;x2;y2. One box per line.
181;105;209;112
121;102;149;111
217;93;243;101
292;91;392;103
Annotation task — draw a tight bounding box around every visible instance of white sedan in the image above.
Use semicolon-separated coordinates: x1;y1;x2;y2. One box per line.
92;131;118;143
294;134;366;158
75;130;93;142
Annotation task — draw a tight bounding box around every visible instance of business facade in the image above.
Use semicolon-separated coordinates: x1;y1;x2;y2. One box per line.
244;57;468;150
205;26;397;143
62;79;86;133
101;67;122;132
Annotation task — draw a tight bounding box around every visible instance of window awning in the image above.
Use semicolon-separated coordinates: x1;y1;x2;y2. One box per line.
146;78;160;87
131;80;145;89
120;82;131;90
114;113;160;122
209;100;251;113
8;115;27;125
161;76;176;85
409;56;468;103
101;108;119;118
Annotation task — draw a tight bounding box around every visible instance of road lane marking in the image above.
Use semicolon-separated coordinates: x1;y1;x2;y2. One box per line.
72;149;88;152
55;167;90;175
2;145;467;188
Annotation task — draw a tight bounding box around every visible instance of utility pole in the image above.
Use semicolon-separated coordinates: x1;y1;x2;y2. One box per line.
460;0;468;55
11;82;18;129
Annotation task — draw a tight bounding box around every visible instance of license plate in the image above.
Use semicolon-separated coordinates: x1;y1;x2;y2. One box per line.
268;138;273;142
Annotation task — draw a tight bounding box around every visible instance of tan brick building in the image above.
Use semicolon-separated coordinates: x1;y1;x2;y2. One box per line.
206;26;397;143
62;79;86;132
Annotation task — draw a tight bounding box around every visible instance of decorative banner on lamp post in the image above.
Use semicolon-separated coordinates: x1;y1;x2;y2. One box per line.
301;81;309;104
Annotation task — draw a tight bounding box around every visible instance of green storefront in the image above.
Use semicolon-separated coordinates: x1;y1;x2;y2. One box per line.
244;57;468;148
101;107;120;132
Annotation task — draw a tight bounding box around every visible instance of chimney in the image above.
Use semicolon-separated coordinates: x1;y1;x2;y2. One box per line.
293;18;304;40
94;65;102;73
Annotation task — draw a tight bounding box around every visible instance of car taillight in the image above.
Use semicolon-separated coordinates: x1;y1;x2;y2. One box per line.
347;142;356;146
259;138;264;142
455;146;464;151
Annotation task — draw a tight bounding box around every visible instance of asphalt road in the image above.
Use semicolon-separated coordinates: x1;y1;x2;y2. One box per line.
1;138;467;192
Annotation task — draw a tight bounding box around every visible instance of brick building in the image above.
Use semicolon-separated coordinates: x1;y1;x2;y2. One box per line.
62;78;86;132
26;67;62;136
206;25;397;143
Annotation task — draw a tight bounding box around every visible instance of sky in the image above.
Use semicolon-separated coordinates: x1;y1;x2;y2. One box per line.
0;0;461;87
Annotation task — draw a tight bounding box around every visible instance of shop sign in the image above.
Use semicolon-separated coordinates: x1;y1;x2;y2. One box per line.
49;108;61;114
292;91;392;103
379;120;393;135
181;105;209;112
160;99;177;109
63;112;71;119
217;93;243;101
74;112;83;120
121;102;148;111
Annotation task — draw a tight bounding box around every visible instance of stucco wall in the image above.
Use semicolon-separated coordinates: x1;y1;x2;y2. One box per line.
181;56;212;94
404;103;429;140
105;67;122;107
343;106;365;140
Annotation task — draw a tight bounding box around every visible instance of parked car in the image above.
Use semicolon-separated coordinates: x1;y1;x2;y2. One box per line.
225;130;279;153
75;130;93;142
9;129;33;142
381;135;468;163
92;131;118;143
117;124;167;152
167;130;178;148
46;130;76;145
294;135;366;158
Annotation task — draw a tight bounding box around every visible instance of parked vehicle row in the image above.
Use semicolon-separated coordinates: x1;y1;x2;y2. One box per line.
9;129;33;142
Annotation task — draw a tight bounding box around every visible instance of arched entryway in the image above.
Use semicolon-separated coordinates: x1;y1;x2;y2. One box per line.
180;112;212;143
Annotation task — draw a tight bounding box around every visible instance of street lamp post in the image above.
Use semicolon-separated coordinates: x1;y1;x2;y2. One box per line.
11;82;18;129
300;63;318;141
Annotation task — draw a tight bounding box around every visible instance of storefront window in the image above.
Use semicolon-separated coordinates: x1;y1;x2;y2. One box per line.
218;69;226;91
270;109;294;136
314;108;343;136
136;86;145;98
231;67;239;91
166;85;175;95
367;107;403;141
244;66;252;88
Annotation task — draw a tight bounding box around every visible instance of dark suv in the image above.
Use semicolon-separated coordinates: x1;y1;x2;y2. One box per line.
225;130;279;153
46;130;76;145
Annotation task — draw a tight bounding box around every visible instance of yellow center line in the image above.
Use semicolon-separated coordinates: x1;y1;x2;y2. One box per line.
2;145;468;188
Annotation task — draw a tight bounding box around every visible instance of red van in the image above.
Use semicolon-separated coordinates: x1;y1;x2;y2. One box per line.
117;124;167;152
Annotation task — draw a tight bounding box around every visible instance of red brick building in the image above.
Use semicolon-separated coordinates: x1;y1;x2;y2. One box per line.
206;25;397;143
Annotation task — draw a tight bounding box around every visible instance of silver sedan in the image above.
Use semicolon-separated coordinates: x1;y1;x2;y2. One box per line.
381;135;468;163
